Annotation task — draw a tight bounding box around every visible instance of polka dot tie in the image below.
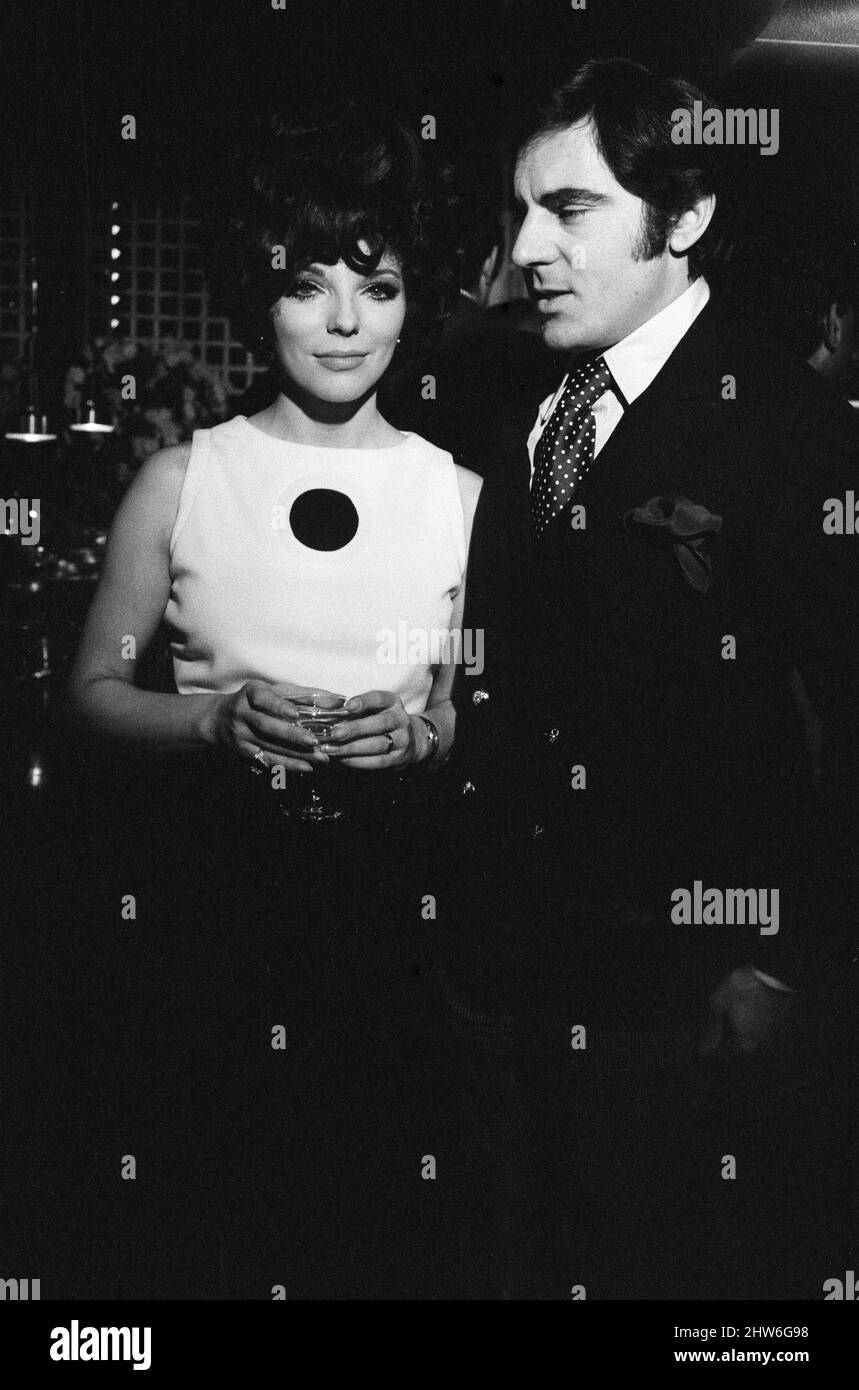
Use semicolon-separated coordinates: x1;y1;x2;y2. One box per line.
531;355;613;540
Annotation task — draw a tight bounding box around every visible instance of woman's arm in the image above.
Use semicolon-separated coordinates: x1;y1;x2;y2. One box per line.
417;464;484;765
324;464;484;769
65;444;216;753
65;445;322;769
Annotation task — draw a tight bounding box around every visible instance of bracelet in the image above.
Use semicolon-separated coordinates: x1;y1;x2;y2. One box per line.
418;715;440;763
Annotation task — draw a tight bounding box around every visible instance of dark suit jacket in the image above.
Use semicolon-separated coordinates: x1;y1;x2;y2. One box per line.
447;296;858;1028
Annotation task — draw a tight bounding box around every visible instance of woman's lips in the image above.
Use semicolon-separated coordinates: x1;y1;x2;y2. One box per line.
315;353;370;370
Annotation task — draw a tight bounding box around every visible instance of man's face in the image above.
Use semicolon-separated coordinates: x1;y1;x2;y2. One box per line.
512;121;688;354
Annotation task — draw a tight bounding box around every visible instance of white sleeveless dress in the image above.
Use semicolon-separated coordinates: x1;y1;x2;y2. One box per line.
165;415;467;713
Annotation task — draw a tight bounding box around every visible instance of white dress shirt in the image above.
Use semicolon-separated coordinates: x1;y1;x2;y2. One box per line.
527;276;711;478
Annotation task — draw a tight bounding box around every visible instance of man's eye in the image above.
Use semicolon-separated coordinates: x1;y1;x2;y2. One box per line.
559;208;585;223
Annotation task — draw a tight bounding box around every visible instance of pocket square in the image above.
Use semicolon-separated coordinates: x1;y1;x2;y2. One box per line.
623;495;723;594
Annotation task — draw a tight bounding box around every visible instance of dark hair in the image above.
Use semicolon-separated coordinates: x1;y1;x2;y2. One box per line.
521;58;733;279
205;101;458;361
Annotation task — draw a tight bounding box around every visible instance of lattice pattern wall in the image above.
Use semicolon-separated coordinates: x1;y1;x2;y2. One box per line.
89;196;268;398
0;194;32;359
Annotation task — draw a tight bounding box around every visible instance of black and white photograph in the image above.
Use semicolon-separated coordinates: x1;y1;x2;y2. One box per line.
1;0;857;1346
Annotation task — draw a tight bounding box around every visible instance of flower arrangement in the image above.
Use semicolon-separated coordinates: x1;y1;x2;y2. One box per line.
64;335;228;472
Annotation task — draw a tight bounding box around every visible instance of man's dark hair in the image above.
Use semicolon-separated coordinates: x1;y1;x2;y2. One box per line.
205;100;458;359
521;58;733;279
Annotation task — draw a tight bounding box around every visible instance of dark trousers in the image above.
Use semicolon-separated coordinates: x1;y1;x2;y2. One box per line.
437;861;852;1301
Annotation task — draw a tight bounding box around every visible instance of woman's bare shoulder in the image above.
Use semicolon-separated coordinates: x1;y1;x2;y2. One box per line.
106;443;192;558
126;443;191;508
135;442;193;489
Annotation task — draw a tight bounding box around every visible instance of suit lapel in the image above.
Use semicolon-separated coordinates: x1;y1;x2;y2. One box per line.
477;298;731;565
545;298;726;531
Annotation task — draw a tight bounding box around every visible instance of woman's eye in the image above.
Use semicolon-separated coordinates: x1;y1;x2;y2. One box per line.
365;282;400;301
288;280;321;299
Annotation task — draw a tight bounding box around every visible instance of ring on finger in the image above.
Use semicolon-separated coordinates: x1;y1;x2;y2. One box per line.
384;731;395;754
249;747;269;775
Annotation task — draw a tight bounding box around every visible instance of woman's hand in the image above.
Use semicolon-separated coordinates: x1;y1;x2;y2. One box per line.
208;681;344;772
319;690;426;770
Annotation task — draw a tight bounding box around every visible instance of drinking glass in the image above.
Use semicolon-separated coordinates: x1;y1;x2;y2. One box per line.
284;695;350;822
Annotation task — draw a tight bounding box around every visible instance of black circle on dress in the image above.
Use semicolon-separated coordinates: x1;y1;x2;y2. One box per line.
289;489;360;551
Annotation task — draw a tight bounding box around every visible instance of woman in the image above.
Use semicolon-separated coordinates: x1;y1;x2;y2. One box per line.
66;104;481;1298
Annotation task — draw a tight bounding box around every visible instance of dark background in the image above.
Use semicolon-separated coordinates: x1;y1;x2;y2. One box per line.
4;0;859;406
1;0;857;1301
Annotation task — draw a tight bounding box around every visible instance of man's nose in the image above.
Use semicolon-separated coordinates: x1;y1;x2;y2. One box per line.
327;294;360;335
511;213;552;269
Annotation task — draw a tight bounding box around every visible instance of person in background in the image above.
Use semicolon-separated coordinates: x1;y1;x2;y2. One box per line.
382;180;559;474
445;198;506;330
794;235;859;395
727;225;859;398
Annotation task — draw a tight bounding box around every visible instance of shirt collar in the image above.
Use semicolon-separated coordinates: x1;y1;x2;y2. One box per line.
602;277;710;407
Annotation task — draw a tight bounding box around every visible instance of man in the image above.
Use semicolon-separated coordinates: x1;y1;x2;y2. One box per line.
729;225;859;398
779;233;859;396
448;59;857;1299
807;271;859;391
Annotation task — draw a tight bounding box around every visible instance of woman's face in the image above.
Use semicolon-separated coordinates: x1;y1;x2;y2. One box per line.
270;248;406;403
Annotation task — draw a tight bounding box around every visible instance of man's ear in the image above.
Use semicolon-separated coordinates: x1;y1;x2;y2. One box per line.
479;244;502;295
822;300;843;353
668;193;716;256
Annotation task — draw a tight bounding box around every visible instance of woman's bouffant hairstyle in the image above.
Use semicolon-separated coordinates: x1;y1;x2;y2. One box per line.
522;58;735;281
205;101;460;360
